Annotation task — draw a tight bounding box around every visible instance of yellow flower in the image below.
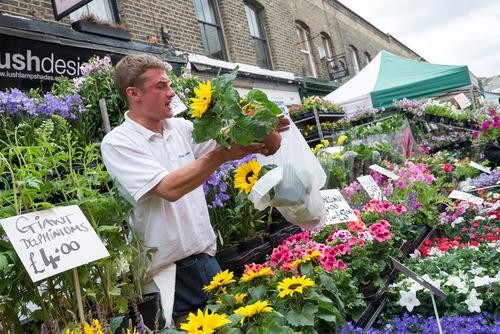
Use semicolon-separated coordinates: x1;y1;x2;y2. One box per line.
126;329;137;334
234;159;262;194
234;300;273;324
203;269;236;293
180;309;231;334
240;267;274;283
234;292;248;304
190;81;212;118
337;135;348;146
291;249;322;268
277;275;315;298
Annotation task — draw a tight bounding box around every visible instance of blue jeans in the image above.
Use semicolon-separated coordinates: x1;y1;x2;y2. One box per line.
173;253;221;317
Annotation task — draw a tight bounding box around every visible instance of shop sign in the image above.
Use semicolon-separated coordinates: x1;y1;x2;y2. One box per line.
0;33;124;91
330;69;349;80
52;0;93;20
0;205;109;282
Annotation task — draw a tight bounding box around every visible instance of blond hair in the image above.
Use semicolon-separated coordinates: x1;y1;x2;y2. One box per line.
114;53;165;102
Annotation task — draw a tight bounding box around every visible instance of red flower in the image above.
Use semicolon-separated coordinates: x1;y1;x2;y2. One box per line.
443;163;454;173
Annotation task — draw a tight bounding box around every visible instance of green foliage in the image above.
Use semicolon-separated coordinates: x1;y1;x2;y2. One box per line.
189;68;281;147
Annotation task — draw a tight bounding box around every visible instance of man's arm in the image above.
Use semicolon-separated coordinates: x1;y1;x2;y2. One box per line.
150;143;268;202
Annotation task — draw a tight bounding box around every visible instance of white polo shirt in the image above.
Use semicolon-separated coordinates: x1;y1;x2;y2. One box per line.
101;112;217;275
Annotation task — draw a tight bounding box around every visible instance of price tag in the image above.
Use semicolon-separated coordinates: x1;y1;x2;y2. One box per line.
369;164;400;180
325;146;342;154
357;175;384;200
469;161;491;174
171;93;188;116
453;93;471;109
449;190;484;206
0;205;109;282
320;189;358;225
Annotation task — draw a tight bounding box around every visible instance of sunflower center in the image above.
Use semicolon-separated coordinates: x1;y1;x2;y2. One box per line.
197;325;204;331
288;283;302;290
245;171;255;184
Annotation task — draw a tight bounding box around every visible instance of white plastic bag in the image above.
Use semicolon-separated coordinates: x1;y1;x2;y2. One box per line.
249;118;327;230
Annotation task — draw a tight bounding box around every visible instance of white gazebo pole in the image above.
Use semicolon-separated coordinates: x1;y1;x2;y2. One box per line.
469;85;477;112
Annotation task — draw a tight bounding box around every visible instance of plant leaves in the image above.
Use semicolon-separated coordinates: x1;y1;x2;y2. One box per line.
286;303;317;327
192;116;223;143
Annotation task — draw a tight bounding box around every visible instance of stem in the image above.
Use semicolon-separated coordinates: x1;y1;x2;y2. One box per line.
96;266;113;316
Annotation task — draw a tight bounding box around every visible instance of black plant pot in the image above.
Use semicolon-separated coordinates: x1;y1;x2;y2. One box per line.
216;244;240;262
72;20;131;40
359;282;382;302
239;235;267;251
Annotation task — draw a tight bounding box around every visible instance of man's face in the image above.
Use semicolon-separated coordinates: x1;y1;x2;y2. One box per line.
136;67;176;120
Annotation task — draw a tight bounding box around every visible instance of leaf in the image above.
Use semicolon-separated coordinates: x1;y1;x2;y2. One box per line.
319;273;338;293
286;303;317;327
229;117;272;145
219;293;236;307
316;312;337;323
192;116;223;143
0;254;8;271
248;285;266;301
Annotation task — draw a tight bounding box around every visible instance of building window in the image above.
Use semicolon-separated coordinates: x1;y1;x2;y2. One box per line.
320;32;333;60
296;21;316;78
193;0;227;60
244;3;272;69
350;45;360;74
69;0;117;23
365;52;371;64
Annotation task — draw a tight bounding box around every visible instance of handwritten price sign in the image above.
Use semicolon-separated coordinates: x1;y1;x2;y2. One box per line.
321;189;358;225
0;205;109;282
357;175;384;200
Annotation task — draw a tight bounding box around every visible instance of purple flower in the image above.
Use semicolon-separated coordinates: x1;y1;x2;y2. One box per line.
0;88;37;116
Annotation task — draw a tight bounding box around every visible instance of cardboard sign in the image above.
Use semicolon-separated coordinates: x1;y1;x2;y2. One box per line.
172;93;188;116
369;164;400;180
357;175;384;200
0;205;109;282
449;190;484;206
453;93;471;109
321;189;358;225
391;257;447;300
469;161;491;174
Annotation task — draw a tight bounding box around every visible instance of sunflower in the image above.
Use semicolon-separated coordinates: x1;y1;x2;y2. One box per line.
203;269;236;294
240;266;274;283
291;249;322;268
234;292;248;305
234;300;273;324
234;159;262;194
180;309;231;334
190;81;212;118
277;275;315;298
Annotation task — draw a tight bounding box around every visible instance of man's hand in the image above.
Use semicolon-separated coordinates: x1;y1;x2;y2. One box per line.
276;114;290;133
213;142;268;163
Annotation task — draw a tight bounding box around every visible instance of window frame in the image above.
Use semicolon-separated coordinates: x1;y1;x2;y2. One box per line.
320;32;333;60
69;0;120;23
193;0;228;61
350;45;360;74
244;2;272;69
296;22;317;78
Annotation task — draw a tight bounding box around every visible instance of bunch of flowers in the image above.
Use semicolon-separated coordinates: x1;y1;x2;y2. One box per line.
302;95;343;113
386;240;500;318
393;97;424;116
466;171;500;189
188;68;281;147
73;56;112;91
474;106;500;142
341;312;500;333
344;105;379;123
0;88;84;120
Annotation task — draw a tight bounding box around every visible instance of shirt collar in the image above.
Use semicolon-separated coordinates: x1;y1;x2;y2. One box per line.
124;111;170;140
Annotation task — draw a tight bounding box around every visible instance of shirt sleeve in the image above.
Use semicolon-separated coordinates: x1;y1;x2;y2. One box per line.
183;119;217;158
101;139;169;202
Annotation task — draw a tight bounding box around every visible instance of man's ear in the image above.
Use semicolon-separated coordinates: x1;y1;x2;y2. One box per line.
126;86;141;103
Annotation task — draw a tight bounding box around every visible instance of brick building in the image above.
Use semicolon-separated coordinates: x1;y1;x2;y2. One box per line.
0;0;422;102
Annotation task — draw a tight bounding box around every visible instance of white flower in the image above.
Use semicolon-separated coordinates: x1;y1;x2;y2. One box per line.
445;275;467;292
409;249;421;259
473;275;493;287
464;288;483;313
428;248;445;257
398;290;421;312
421;274;441;290
451;217;464;227
469;267;486;275
474;216;486;221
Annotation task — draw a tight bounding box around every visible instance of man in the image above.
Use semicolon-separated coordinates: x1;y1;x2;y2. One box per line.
101;54;287;328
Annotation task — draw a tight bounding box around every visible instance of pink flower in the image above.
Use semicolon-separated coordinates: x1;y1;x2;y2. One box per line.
472;131;479;139
443;163;454;173
395;204;408;215
395;179;407;189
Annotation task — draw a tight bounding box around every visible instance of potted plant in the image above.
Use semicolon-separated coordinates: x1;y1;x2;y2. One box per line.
71;14;131;40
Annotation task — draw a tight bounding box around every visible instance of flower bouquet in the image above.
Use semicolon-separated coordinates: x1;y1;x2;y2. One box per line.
188;67;282;149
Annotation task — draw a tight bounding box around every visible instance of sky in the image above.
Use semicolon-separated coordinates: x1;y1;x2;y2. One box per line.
338;0;500;78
